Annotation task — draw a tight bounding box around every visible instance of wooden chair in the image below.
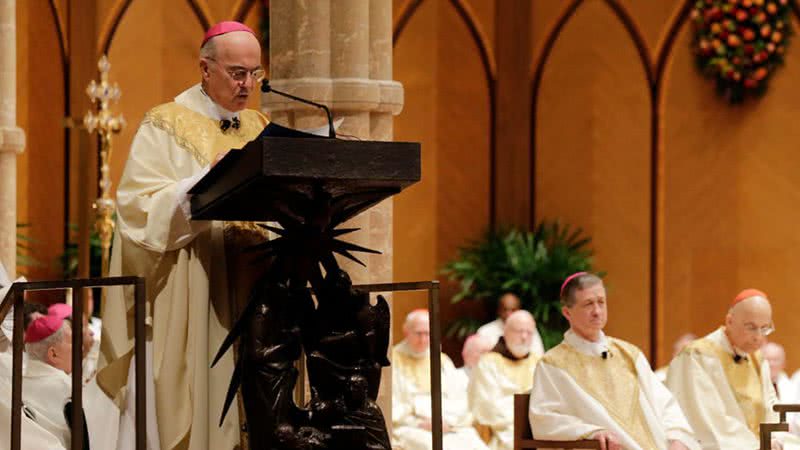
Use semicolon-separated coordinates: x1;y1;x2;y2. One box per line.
759;404;800;450
514;393;600;450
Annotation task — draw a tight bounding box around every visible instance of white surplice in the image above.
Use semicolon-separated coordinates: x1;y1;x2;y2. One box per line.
666;327;800;450
21;359;72;448
476;318;545;357
469;346;538;450
0;353;66;450
530;330;699;450
391;340;488;450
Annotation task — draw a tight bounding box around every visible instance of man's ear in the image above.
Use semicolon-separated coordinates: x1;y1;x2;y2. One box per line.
561;305;570;321
200;60;211;79
46;346;58;365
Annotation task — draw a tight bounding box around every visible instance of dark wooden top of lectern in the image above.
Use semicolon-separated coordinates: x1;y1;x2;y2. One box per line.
189;136;421;222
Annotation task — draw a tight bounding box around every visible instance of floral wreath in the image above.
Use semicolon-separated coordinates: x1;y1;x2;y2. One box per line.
691;0;793;103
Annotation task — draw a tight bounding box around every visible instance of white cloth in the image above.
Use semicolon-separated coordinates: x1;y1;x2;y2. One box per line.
666;327;797;450
0;353;66;449
22;359;72;448
530;330;699;450
654;365;668;383
81;317;102;384
391;341;488;450
469;349;538;450
476;318;545;357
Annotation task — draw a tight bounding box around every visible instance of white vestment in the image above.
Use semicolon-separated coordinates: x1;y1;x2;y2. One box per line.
391;340;488;450
469;345;539;450
667;327;799;450
530;330;699;450
0;353;66;450
22;359;72;448
98;84;269;450
477;318;545;357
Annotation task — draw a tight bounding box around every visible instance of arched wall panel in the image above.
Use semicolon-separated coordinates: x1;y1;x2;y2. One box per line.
533;0;652;356
16;0;67;281
392;0;493;360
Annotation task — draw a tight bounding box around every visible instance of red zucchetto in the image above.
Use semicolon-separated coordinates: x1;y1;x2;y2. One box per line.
201;21;255;47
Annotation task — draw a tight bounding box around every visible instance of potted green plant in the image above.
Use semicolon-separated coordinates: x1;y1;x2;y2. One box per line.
443;221;600;350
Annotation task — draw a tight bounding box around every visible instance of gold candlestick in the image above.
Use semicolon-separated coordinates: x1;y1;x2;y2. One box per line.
84;55;124;277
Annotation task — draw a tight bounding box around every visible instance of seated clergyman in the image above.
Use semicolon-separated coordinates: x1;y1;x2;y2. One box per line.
469;309;540;450
457;333;493;381
529;272;699;450
22;304;77;449
667;289;797;450
391;309;489;450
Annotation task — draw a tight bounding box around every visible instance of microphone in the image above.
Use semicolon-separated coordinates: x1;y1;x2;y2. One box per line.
261;80;336;138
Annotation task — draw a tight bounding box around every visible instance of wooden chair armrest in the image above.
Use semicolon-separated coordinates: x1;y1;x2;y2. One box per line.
774;403;800;422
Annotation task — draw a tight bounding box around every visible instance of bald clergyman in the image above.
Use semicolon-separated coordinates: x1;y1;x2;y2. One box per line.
667;289;800;450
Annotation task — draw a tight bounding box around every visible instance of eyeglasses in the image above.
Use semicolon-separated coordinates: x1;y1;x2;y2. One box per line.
206;58;265;83
743;322;775;336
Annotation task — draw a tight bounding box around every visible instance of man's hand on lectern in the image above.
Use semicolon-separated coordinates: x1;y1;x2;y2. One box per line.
212;150;230;167
590;430;622;450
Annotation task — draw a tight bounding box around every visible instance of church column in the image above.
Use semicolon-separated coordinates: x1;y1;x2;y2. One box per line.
0;0;26;276
265;0;404;420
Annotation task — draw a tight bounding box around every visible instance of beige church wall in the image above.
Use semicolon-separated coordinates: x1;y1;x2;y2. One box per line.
15;0;67;281
532;0;652;359
531;0;800;371
392;0;493;360
660;15;800;371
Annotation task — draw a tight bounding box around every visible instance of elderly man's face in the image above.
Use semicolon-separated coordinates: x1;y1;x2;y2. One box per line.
201;31;262;112
504;312;535;358
48;321;73;374
404;315;430;354
726;297;773;354
762;343;785;383
562;282;607;342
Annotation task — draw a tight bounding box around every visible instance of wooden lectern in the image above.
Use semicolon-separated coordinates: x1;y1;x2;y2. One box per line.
188;133;428;450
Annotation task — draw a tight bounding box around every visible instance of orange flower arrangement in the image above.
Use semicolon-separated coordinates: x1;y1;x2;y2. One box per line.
692;0;792;102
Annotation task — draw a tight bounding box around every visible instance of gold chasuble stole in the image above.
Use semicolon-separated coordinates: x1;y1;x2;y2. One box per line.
481;352;537;392
142;102;267;166
685;337;765;435
542;339;657;449
392;348;434;392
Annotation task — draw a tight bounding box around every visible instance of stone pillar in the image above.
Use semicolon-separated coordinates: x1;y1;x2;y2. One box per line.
266;0;404;423
0;0;26;276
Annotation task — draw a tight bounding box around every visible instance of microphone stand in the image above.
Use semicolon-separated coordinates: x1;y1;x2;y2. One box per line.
261;80;336;138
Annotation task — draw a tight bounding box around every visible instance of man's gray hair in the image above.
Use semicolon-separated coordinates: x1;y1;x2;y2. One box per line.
200;39;216;59
25;320;70;363
404;309;429;330
560;273;603;307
